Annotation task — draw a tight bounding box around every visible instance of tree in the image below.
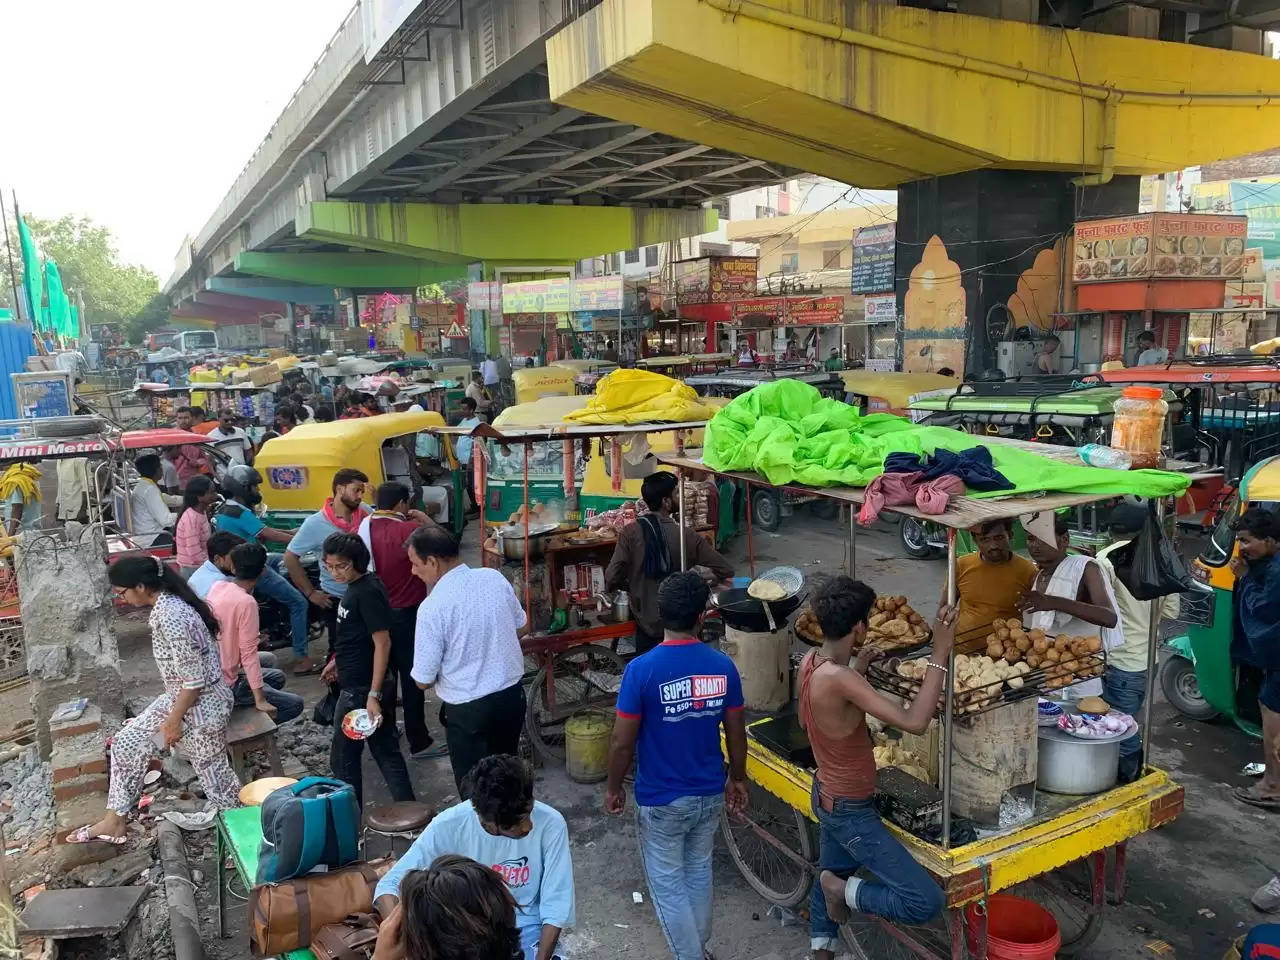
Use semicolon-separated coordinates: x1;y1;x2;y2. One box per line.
22;215;160;333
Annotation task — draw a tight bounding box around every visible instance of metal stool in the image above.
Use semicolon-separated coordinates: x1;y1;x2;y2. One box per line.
363;802;435;858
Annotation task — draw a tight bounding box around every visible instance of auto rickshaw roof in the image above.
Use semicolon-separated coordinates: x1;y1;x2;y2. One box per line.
837;371;960;408
1241;457;1280;502
1094;363;1280;384
256;411;445;468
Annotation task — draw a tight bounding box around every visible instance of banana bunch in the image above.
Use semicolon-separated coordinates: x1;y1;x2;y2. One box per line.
0;535;15;558
0;464;41;505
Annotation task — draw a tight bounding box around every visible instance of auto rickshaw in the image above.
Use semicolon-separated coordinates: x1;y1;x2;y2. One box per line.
1160;455;1280;737
512;366;577;404
254;410;446;516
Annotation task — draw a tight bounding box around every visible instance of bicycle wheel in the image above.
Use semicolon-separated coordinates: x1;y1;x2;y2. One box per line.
525;644;625;763
720;781;815;908
841;910;953;960
1006;855;1104;955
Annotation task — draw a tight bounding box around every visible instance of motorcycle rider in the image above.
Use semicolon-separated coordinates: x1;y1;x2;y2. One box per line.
212;465;318;675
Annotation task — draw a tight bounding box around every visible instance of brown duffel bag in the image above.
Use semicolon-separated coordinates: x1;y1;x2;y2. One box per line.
312;913;381;960
248;859;391;957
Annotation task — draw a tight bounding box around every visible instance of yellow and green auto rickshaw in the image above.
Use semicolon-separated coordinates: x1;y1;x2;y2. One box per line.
1160;456;1280;738
254;410;446;518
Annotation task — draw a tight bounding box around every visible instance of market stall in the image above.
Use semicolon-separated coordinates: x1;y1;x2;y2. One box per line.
655;444;1185;957
423;406;724;763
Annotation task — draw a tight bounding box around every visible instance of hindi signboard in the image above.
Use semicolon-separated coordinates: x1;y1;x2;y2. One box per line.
466;281;502;313
502;278;572;314
571;276;624;312
851;224;896;293
674;256;758;304
1073;213;1248;282
863;294;898;323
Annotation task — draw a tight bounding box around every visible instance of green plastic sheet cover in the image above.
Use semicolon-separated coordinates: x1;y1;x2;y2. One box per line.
16;217;43;331
44;261;72;338
703;380;1190;499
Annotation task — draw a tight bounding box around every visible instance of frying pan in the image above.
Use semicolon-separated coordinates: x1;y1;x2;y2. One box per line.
711;587;803;633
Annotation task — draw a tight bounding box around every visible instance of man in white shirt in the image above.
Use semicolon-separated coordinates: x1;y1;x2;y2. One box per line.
1094;505;1180;783
481;354;500;388
454;398;483;515
128;454;178;547
408;525;526;793
206;408;254;469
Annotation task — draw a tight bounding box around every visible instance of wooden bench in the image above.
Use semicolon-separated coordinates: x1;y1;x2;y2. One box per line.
226;706;282;782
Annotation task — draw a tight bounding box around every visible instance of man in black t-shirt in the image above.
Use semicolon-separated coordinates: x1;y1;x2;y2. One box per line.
321;533;414;807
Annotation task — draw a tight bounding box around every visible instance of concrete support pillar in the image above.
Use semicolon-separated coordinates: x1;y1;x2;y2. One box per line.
895;170;1139;376
18;524;124;868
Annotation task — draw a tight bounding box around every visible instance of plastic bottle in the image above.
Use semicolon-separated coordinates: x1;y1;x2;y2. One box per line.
1110;386;1169;470
1077;443;1132;470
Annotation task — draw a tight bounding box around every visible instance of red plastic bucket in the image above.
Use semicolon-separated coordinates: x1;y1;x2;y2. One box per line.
965;894;1062;959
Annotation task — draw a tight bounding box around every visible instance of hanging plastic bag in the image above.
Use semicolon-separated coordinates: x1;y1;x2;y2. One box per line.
1112;503;1194;600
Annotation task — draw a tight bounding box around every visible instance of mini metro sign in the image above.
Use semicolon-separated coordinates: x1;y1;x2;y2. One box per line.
1073;213;1248;282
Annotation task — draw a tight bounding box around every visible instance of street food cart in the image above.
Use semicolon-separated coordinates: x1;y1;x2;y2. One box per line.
425;415;721;763
655;444;1185;959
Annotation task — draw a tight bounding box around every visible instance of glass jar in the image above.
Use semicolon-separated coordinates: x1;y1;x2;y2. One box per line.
1110;386;1168;469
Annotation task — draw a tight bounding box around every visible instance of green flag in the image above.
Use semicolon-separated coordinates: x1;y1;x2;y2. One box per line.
16;217;43;331
46;260;71;339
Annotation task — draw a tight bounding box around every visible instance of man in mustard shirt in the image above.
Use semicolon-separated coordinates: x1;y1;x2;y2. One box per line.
947;518;1037;638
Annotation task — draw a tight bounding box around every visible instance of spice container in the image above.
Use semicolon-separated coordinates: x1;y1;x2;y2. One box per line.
1110;386;1168;469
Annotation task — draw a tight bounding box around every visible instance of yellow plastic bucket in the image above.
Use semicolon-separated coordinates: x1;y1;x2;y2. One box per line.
564;710;614;783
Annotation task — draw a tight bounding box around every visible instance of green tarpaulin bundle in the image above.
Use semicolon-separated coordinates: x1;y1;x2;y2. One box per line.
703;379;1191;500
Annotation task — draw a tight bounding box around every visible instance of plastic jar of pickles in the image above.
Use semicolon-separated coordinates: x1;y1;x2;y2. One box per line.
1110;386;1168;469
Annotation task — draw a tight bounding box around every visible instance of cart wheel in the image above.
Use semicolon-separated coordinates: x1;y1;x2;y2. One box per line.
1008;856;1104;955
841;909;953;960
525;644;626;764
1158;654;1219;721
751;488;781;533
720;781;814;908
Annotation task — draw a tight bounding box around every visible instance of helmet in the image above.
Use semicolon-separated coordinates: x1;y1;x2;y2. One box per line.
221;464;264;506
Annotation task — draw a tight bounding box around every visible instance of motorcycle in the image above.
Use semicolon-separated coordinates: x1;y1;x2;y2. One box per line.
256;554;328;652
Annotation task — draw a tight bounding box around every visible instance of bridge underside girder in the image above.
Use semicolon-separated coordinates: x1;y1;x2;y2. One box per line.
547;0;1280;188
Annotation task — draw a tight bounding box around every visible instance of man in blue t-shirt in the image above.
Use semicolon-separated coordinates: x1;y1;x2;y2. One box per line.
605;571;748;960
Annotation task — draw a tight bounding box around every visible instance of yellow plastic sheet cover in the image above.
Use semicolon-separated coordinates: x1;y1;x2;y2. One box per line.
563;369;717;424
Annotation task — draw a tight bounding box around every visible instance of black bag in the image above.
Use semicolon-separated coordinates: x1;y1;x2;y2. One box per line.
313;684;339;726
1113;504;1194;600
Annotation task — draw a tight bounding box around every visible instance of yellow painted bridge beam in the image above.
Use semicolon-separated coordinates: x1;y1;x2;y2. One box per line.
295;201;716;263
547;0;1280;188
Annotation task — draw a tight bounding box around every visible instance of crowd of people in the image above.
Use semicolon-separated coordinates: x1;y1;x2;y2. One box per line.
42;384;1280;960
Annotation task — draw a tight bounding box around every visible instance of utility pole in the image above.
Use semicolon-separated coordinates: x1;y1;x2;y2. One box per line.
0;191;21;318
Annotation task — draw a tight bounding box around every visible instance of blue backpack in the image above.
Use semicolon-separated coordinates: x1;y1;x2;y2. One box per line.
256;777;360;884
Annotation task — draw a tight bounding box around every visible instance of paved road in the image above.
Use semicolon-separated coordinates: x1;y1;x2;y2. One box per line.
120;507;1276;959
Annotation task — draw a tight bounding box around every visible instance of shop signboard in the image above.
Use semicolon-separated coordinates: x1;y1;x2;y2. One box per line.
730;298;786;322
788;296;845;325
1244;247;1266;282
851;224;896;293
1230;180;1280;259
502;278;572;314
1224;281;1266;309
467;281;502;312
674;256;758;303
1073;213;1248;283
863;294;898;323
571;276;624;312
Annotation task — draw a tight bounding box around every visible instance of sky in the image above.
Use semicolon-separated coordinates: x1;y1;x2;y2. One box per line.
0;0;357;283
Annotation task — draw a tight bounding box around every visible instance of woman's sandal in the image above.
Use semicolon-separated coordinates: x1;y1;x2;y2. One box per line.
66;825;129;845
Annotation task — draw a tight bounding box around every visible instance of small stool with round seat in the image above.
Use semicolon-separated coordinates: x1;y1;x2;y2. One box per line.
363;802;435;857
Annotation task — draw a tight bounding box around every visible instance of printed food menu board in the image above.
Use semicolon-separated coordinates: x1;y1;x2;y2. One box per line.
1073;213;1248;282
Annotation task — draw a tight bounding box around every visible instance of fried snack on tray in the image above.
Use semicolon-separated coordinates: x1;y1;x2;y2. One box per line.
793;595;929;650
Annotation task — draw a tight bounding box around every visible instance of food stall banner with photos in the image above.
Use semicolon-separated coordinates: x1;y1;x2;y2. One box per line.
1073;213;1248;283
673;256;758;304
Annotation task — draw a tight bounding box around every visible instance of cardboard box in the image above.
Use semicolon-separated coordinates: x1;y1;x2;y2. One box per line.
248;363;282;387
563;564;580;596
589;564;605;596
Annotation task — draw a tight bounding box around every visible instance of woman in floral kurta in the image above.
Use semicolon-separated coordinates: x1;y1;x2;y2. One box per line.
69;556;241;844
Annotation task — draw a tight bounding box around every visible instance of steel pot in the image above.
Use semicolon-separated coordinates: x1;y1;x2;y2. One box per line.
1036;725;1134;795
494;521;558;561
